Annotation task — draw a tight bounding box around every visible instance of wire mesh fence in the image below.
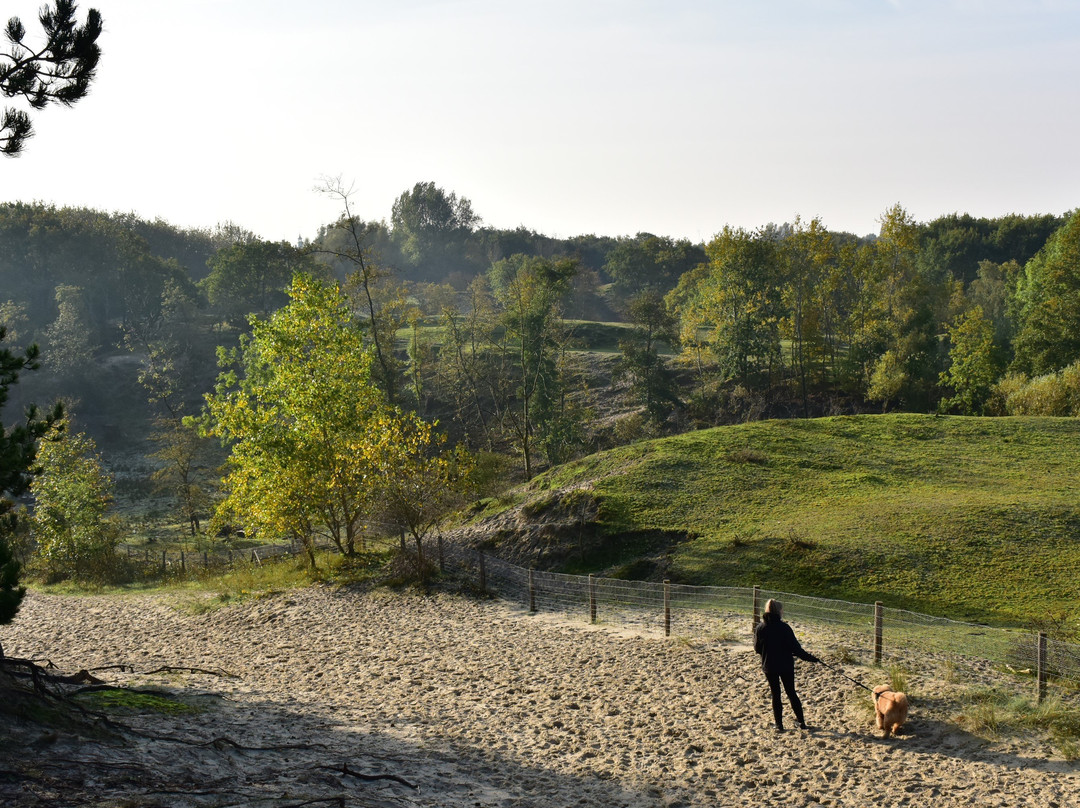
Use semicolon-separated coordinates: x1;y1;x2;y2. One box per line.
120;537;339;575
442;542;1080;694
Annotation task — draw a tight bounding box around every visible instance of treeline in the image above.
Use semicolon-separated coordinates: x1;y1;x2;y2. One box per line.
1;191;1078;556
664;206;1078;421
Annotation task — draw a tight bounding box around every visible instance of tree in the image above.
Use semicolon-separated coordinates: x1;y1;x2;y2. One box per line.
1;327;61;623
202;274;447;566
317;179;408;405
43;283;95;376
390;181;481;281
202;238;320;327
938;306;998;415
373;422;473;583
614;289;681;427
488;254;579;478
604;234;705;300
436;274;499;448
780;217;833;416
683;226;784;389
1011;210;1080;376
30;422;118;581
866;204;944;410
1;1;102;155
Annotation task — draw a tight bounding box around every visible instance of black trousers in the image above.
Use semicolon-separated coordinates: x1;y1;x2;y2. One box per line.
765;668;804;729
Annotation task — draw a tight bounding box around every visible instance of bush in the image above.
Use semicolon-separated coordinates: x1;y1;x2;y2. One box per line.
992;361;1080;416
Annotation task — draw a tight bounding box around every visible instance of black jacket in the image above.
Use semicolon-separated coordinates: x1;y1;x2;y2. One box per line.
754;613;817;675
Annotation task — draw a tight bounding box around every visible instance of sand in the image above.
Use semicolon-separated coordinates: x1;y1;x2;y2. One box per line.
2;585;1077;807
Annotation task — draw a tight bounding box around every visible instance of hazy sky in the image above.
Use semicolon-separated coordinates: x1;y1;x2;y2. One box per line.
3;0;1078;243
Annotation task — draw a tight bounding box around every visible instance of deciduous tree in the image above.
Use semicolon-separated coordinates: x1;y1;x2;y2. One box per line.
202;275;382;562
202;274;456;567
30;422;118;582
1011;210;1080;376
202;239;320;327
614;289;680;427
938;305;997;415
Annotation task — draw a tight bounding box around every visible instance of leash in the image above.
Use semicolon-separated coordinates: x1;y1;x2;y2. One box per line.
817;659;877;694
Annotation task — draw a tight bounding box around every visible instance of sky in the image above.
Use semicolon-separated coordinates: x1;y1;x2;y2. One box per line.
2;0;1078;244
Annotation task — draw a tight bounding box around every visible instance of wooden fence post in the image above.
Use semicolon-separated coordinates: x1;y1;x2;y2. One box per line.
529;568;536;613
664;579;671;637
203;551;209;568
1038;631;1048;703
180;550;186;574
589;574;597;624
161;550;167;572
478;552;487;592
438;535;445;573
752;585;761;631
874;602;884;666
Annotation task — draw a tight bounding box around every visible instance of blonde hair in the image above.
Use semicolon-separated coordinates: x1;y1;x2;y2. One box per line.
764;599;783;617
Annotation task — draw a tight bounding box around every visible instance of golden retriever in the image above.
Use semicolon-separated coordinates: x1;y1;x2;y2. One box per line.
873;685;909;738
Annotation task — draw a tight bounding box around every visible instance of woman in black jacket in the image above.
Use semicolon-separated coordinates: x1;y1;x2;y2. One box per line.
753;599;820;731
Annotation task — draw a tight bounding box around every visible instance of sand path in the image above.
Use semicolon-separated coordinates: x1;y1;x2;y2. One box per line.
3;586;1077;807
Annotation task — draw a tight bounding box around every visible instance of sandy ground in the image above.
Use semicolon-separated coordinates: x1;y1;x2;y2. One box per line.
2;585;1078;807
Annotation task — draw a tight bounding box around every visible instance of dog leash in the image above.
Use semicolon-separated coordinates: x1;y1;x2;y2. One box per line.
817;659;876;694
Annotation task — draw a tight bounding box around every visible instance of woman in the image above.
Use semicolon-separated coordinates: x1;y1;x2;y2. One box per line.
753;599;820;731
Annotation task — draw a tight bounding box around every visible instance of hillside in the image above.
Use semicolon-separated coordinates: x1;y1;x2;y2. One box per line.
461;414;1080;628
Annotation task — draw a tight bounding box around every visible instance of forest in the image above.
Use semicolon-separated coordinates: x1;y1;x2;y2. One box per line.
0;184;1078;589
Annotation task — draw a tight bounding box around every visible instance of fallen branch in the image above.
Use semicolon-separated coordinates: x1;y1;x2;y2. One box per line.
88;664;135;674
323;761;419;790
141;664;239;679
203;735;315;753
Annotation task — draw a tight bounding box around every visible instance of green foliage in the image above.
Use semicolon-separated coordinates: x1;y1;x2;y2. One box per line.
316;182;410;405
202;274;384;560
603;233;705;300
201;239;320;327
390;181;481;281
1011;210;1080;376
990;362;1080;416
203;273;464;579
614;289;681;426
491;254;581;476
43;283;95;377
920;212;1065;284
780;217;834;415
699;226;784;387
939;306;999;415
30;424;120;582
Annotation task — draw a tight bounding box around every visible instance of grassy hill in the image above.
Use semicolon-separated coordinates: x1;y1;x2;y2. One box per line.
470;414;1080;629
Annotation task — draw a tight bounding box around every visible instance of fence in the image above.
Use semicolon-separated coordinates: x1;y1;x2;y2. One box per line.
121;538;326;574
122;534;1080;697
444;544;1080;700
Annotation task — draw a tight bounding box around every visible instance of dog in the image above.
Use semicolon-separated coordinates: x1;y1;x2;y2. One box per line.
873;685;909;738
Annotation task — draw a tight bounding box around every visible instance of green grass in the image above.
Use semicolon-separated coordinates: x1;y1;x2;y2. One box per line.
508;414;1080;627
74;689;202;716
953;688;1080;760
